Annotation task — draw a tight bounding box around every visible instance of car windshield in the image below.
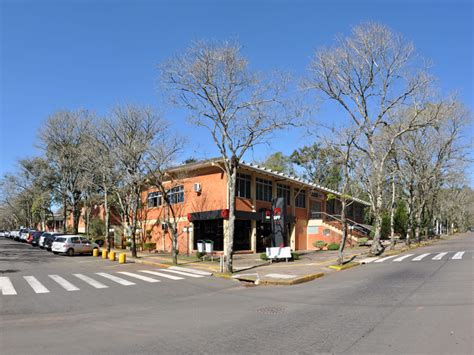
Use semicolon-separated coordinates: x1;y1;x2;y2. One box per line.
55;237;67;243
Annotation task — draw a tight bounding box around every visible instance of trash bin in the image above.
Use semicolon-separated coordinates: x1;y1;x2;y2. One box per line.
205;240;214;254
197;240;205;253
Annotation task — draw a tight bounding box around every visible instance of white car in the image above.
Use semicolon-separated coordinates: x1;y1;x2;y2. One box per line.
52;236;99;256
0;231;5;237
39;232;61;248
10;230;20;241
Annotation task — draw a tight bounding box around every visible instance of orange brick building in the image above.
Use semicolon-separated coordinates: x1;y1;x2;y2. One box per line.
141;158;370;255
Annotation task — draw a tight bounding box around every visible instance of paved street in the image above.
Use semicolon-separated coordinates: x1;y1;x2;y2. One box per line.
1;233;473;354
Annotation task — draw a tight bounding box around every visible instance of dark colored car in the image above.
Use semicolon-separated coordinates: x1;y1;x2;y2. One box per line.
30;231;45;246
43;234;62;251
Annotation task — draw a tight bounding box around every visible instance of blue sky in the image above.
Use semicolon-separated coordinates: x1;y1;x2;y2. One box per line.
1;0;473;182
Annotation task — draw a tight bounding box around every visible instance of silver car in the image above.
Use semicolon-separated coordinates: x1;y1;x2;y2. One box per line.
51;236;99;256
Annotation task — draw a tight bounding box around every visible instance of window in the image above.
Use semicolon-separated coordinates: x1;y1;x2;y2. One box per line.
167;186;184;204
71;237;80;244
55;237;66;243
236;173;251;199
276;184;290;204
295;189;306;208
256;178;273;202
147;192;162;208
80;237;90;244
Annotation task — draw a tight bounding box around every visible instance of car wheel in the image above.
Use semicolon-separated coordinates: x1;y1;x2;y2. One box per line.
67;248;74;256
53;251;59;255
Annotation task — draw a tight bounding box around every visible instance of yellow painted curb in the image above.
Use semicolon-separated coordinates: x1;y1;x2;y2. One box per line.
328;262;360;271
132;259;171;268
213;272;234;279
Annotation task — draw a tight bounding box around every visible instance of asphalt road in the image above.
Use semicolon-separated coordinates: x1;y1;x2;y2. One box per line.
1;233;473;354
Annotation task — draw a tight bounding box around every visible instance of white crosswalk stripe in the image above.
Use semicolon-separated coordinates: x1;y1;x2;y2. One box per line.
49;275;79;291
96;272;135;286
432;252;448;260
117;272;160;283
359;257;379;264
452;251;465;260
412;253;431;261
374;255;398;263
74;274;108;289
24;276;49;294
0;276;17;295
393;254;414;262
159;269;204;278
139;270;184;280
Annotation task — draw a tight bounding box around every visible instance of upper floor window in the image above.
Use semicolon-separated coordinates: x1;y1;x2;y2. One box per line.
236;173;251;199
295;189;306;208
167;186;184;204
256;178;273;202
147;192;162;208
276;184;290;204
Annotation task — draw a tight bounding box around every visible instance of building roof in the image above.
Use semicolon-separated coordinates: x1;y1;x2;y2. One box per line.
168;158;371;206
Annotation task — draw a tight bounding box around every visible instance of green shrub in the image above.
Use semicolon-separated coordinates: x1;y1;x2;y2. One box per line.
327;243;340;250
313;240;327;248
125;241;132;248
196;251;204;259
89;218;105;238
144;242;156;251
260;252;268;261
357;237;368;245
291;252;300;260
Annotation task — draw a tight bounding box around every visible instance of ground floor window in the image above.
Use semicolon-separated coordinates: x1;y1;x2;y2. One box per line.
193;219;224;251
234;220;251;251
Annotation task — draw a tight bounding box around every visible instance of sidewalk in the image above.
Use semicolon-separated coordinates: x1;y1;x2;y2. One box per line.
107;238;441;285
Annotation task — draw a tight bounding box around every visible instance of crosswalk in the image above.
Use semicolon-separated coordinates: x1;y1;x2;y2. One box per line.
360;251;469;264
0;268;206;296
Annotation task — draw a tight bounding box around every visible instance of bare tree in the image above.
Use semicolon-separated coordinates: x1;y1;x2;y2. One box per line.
106;104;160;258
161;40;296;272
305;22;441;255
144;128;183;265
39;110;92;233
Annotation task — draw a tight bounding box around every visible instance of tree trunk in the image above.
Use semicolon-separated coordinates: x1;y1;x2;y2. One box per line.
390;176;396;249
103;181;111;252
337;198;347;265
63;194;68;233
370;187;384;255
171;226;178;265
224;163;237;273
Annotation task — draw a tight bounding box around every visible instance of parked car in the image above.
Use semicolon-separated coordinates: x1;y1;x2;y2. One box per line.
4;231;11;238
30;231;45;246
43;233;63;251
39;232;62;249
52;236;99;256
11;230;21;241
19;228;34;242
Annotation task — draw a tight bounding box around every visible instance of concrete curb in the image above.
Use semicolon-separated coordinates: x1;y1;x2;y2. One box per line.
232;272;325;286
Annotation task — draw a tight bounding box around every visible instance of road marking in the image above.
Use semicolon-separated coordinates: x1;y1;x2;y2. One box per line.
49;275;79;291
23;276;50;294
359;257;379;264
159;269;204;278
169;266;212;276
117;272;160;283
0;277;17;295
139;270;184;280
374;255;398;263
393;254;414;262
96;272;135;286
452;251;465;260
412;253;431;261
74;274;108;289
432;252;448;260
